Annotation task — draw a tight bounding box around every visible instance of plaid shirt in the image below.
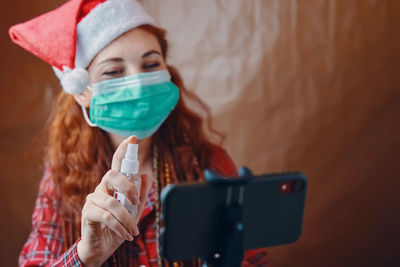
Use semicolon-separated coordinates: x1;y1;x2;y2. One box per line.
19;146;269;267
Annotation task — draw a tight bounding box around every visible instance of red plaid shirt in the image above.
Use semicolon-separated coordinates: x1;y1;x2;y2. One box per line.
19;146;270;266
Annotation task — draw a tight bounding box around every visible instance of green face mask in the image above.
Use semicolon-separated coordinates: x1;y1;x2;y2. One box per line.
82;70;180;139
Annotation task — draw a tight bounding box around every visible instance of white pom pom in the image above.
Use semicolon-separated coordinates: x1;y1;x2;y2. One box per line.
60;68;90;95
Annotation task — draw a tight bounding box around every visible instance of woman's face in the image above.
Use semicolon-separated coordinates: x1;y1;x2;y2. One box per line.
75;27;167;107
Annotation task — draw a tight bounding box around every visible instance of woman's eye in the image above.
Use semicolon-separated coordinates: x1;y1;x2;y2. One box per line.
143;62;160;69
103;69;123;76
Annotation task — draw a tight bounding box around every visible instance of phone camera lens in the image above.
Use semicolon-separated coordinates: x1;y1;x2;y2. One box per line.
292;181;304;192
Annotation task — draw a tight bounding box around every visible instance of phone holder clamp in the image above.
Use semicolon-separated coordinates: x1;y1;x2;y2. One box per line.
203;166;252;267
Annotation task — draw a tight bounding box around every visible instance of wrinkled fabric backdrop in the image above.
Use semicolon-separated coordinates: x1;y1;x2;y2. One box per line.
1;0;399;266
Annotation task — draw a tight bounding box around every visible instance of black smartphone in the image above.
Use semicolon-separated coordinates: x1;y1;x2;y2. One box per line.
160;172;307;261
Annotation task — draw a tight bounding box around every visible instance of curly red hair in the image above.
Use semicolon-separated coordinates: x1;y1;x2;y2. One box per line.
44;25;223;248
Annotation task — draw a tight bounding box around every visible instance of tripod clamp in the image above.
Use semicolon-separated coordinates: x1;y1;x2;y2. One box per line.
203;167;253;267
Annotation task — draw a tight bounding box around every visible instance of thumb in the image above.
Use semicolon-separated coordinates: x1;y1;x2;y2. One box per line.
136;174;150;223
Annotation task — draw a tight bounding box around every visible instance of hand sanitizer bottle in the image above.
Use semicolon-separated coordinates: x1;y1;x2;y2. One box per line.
113;144;141;217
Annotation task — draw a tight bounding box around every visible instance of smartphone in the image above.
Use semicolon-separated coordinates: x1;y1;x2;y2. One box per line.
160;172;307;261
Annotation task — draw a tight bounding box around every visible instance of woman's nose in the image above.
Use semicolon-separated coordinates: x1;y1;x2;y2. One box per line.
124;64;143;76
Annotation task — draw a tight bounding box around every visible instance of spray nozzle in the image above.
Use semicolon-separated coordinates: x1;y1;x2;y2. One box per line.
121;143;139;175
125;143;138;161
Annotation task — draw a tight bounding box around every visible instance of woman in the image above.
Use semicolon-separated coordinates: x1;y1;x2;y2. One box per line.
10;0;269;266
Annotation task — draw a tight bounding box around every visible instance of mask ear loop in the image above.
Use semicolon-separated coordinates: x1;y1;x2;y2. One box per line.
81;85;97;127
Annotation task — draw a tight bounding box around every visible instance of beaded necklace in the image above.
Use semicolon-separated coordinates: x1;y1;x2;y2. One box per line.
153;143;162;266
153;140;204;267
153;144;181;267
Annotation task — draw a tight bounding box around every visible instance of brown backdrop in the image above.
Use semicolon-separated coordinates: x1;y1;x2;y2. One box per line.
1;0;399;266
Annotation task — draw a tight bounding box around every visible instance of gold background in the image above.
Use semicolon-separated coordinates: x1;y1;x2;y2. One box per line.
1;0;399;266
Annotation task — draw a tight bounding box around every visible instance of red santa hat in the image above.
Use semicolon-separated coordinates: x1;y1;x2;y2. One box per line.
9;0;156;94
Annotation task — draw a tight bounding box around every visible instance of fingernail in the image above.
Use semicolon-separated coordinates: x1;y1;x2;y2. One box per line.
132;227;139;236
126;234;133;241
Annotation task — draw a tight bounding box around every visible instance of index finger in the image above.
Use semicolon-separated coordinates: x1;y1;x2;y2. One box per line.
111;135;137;171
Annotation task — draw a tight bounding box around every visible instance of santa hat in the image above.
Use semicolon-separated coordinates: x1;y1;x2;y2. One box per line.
9;0;156;94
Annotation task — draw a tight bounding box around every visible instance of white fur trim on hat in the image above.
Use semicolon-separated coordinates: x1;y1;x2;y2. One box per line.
54;0;156;94
76;0;156;69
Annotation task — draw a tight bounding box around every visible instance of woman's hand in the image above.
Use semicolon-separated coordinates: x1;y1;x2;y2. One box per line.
77;136;150;267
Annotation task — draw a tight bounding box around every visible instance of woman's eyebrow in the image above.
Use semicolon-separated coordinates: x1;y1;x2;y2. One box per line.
95;50;160;68
142;50;161;58
97;57;123;67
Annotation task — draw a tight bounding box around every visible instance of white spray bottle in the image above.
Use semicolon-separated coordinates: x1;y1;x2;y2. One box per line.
113;143;141;217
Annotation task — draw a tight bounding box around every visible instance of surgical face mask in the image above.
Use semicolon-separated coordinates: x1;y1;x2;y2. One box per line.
81;70;180;139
